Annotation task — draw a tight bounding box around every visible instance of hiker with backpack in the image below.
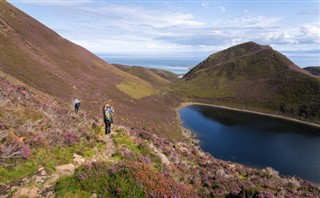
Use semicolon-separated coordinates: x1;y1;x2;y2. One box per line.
73;97;81;113
103;103;114;134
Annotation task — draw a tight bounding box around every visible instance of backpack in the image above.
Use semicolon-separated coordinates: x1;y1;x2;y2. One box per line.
105;110;111;121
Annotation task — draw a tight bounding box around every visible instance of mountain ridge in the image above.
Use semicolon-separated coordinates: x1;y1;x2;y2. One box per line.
174;42;320;123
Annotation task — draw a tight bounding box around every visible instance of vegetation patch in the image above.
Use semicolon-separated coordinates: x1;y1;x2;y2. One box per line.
55;161;192;197
117;81;159;99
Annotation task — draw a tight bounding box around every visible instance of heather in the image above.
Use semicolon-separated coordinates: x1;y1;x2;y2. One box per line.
1;1;320;197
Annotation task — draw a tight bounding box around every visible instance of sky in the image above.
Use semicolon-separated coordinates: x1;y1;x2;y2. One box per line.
8;0;320;66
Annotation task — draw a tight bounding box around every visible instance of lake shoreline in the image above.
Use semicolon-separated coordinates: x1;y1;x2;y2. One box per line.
177;102;320;129
177;101;320;186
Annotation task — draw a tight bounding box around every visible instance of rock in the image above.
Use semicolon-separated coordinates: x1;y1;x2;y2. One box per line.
46;191;55;198
38;167;45;172
12;187;39;198
90;193;98;198
73;153;85;168
11;186;19;192
32;175;44;184
40;169;47;176
55;164;75;176
44;174;60;188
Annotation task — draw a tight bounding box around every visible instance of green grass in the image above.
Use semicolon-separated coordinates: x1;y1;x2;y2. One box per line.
117;81;159;99
111;128;162;166
55;162;146;198
0;141;96;184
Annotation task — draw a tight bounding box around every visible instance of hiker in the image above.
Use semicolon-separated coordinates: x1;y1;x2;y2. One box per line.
103;103;114;134
73;97;81;113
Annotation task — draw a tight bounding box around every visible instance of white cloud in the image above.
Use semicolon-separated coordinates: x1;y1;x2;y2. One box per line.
226;15;284;27
201;2;209;9
77;5;204;28
13;0;92;5
219;6;226;13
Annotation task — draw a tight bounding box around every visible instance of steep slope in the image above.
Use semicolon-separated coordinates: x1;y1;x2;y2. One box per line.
173;42;320;123
304;66;320;77
1;72;319;197
0;1;181;138
112;64;178;87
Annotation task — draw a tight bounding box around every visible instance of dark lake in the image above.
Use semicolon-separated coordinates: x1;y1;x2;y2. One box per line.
179;104;320;183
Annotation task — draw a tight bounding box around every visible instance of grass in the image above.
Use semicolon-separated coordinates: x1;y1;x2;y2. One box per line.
111;128;162;167
55;162;146;198
0;141;96;184
117;81;159;99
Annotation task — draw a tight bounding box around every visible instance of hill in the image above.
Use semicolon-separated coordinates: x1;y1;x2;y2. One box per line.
1;2;320;197
112;64;178;87
1;71;319;198
304;66;320;77
0;1;181;139
173;42;320;123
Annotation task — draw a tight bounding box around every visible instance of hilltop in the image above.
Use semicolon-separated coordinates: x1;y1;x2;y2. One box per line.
304;66;320;77
112;64;178;87
173;42;320;123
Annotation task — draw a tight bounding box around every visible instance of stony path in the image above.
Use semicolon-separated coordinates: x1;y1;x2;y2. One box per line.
2;130;118;198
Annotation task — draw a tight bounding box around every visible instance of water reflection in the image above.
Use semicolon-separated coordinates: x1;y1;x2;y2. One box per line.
179;104;320;183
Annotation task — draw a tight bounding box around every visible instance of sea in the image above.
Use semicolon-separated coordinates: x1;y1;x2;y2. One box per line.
97;53;320;75
97;54;207;74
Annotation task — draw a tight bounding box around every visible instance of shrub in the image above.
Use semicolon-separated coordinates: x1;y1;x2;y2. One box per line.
64;132;79;145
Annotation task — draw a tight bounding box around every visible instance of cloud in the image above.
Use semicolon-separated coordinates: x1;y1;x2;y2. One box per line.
201;2;209;9
219;6;226;13
13;1;318;55
14;0;92;5
76;5;204;28
225;15;284;27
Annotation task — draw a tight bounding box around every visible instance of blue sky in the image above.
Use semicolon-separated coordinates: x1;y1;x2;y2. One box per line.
8;0;320;66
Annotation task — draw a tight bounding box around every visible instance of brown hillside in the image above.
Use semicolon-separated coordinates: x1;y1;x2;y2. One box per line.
112;64;178;87
173;42;320;123
0;1;181;138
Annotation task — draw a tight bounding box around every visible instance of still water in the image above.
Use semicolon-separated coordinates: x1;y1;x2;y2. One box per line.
179;104;320;183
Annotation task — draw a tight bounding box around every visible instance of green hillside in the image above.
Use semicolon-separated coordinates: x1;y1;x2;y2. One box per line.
304;66;320;76
112;64;178;87
173;42;320;123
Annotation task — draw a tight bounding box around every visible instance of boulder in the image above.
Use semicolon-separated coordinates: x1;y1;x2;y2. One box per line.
44;174;60;188
12;187;39;198
55;164;75;176
73;153;85;168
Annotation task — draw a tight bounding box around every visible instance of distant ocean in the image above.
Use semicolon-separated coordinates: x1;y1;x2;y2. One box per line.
97;53;320;75
98;54;207;74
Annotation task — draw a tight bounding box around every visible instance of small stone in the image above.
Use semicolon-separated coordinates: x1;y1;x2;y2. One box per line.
40;169;47;176
73;154;85;168
55;164;75;176
11;186;19;192
36;176;44;184
38;167;45;172
12;187;39;198
46;191;55;198
44;174;60;188
90;193;98;198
